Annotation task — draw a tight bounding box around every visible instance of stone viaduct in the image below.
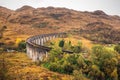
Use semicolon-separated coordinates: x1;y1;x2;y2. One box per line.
26;33;67;61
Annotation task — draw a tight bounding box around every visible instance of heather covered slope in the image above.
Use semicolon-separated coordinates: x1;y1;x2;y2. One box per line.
0;6;120;31
79;22;120;43
0;6;120;44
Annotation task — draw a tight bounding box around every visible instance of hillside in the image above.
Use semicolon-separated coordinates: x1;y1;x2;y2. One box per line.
0;6;120;80
79;22;120;43
0;53;72;80
0;5;120;44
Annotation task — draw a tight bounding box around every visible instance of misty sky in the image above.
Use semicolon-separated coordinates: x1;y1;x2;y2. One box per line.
0;0;120;15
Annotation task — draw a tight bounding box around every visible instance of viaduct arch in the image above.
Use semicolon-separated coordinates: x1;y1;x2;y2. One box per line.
26;33;67;61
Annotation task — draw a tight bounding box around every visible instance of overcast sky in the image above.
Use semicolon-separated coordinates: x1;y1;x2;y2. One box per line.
0;0;120;15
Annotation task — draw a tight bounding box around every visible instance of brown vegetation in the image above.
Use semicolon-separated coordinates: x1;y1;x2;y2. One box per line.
0;53;72;80
0;6;120;44
80;22;120;43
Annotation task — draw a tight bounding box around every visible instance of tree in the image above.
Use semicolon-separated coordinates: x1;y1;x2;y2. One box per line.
48;47;62;62
73;70;88;80
77;55;85;68
71;41;82;53
92;45;118;80
88;65;105;80
62;61;74;74
59;39;64;48
72;46;81;53
114;44;120;54
18;40;26;52
92;45;104;57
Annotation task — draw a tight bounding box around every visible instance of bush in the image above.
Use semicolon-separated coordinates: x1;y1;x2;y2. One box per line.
2;26;7;29
114;44;120;54
49;47;62;62
72;46;81;53
66;54;78;65
18;41;26;52
59;39;65;48
92;45;104;58
63;63;74;74
49;62;64;73
73;70;87;80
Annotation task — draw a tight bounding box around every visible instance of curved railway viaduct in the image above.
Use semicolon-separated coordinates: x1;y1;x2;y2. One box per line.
26;33;67;61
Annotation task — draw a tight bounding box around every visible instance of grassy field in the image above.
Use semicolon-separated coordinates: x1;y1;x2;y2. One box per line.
45;35;94;50
0;53;72;80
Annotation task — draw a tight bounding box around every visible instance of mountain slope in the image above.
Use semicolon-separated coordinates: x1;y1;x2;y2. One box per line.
0;6;120;43
79;22;120;43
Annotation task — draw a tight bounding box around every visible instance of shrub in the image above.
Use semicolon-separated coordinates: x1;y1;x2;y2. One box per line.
49;47;62;62
50;13;63;20
49;62;64;73
77;55;85;68
92;45;104;58
72;41;82;53
66;54;78;65
72;46;81;53
114;44;120;54
73;70;87;80
2;26;7;30
63;41;72;51
16;38;22;45
59;39;65;48
18;40;26;52
63;63;74;74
